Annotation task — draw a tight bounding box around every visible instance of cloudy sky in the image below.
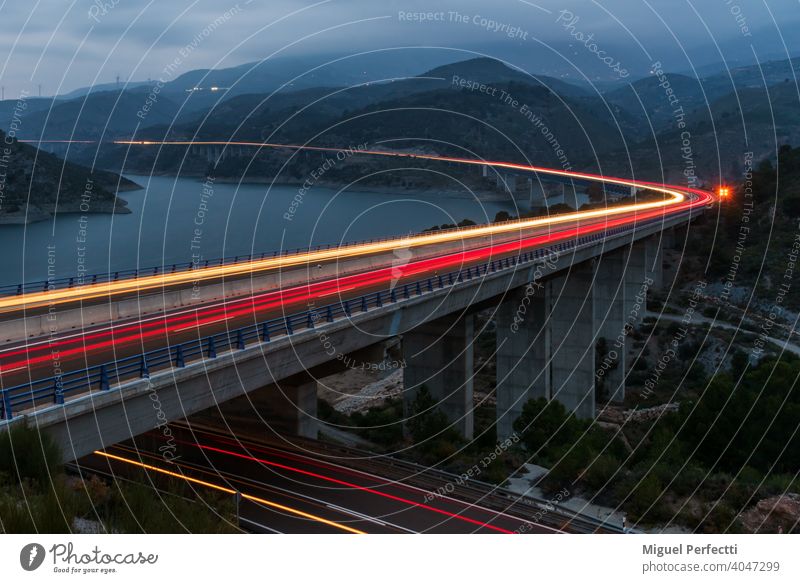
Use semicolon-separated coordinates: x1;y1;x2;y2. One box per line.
1;0;798;97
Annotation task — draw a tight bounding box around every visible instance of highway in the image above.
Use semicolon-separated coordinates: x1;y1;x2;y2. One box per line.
0;143;715;533
76;424;556;534
0;143;714;420
3;142;703;315
0;206;694;391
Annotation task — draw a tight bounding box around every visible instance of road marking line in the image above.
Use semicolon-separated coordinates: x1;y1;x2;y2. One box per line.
318;286;356;297
94;450;365;534
173;316;233;333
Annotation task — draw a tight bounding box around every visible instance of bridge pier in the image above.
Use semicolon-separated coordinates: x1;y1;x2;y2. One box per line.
645;235;664;290
494;261;597;438
548;263;597;420
495;242;659;433
218;374;319;439
625;240;649;328
259;376;319;439
593;250;628;403
402;313;474;439
495;288;549;440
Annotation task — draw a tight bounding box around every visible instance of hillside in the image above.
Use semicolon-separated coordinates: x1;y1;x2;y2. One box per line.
27;55;800;195
79;58;629;184
591;81;800;185
0;130;136;224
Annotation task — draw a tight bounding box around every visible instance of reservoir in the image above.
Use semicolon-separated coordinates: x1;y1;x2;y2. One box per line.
0;174;517;286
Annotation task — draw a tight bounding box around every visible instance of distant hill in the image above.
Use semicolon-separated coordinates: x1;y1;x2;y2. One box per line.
606;56;800;132
596;80;800;184
26;54;800;196
17;89;186;140
0;130;137;224
605;73;708;130
83;56;630;182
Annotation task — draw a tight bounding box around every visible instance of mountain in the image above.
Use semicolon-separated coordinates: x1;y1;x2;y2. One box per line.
0;130;137;224
59;80;154;99
17;89;185;140
606;56;800;132
594;80;800;184
605;73;707;130
156;58;588;139
72;57;629;181
159;51;460;97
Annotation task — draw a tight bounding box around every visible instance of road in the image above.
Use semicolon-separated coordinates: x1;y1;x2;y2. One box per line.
0;204;700;392
77;424;556;534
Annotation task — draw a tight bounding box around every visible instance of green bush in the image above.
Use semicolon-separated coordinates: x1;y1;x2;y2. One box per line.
0;425;62;486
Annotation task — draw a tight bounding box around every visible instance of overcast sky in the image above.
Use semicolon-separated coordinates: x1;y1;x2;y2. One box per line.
1;0;799;97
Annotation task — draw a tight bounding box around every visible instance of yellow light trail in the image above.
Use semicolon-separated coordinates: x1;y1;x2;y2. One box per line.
1;140;704;313
94;450;366;534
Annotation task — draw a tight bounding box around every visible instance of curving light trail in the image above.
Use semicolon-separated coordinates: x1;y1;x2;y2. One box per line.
94;450;366;534
2;140;714;314
0;204;691;374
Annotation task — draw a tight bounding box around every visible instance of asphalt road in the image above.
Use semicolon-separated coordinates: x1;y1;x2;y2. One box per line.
78;424;555;534
0;210;655;394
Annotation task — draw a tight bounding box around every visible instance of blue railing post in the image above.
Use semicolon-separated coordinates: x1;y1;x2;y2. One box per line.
207;337;217;358
361;296;368;313
343;300;351;317
99;365;110;390
403;284;410;299
175;345;185;368
438;275;444;288
427;279;433;292
139;355;150;378
306;312;315;329
2;391;12;420
376;292;383;308
326;306;334;322
261;322;271;342
285;318;294;335
416;281;422;295
54;381;64;405
236;329;245;349
390;289;398;303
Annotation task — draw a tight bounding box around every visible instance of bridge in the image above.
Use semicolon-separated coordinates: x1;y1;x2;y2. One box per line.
0;144;713;467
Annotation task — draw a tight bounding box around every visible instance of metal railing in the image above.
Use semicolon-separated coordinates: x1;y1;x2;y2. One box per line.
0;214;685;421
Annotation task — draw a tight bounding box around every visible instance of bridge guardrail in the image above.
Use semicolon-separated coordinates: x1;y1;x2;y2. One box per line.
0;213;688;421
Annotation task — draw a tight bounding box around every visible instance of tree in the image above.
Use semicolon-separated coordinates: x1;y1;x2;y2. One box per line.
513;398;585;455
406;386;452;446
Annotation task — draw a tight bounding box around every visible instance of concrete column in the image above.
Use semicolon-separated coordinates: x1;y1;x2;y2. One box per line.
624;240;649;328
645;235;664;290
402;313;474;439
255;377;319;439
593;250;627;403
495;288;549;440
548;263;597;419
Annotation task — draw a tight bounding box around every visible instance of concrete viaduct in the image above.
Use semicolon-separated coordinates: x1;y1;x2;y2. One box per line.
0;204;692;462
